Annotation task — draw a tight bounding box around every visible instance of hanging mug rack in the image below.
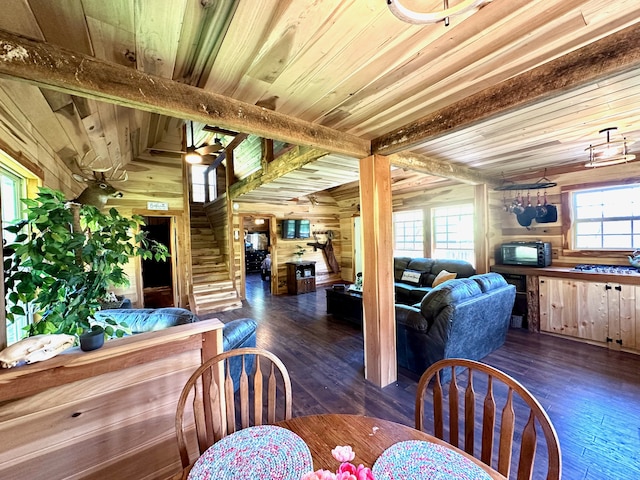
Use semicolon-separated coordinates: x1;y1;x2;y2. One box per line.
493;172;557;191
496;172;558;227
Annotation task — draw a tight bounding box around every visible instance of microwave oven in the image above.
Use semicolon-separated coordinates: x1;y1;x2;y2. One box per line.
500;241;552;267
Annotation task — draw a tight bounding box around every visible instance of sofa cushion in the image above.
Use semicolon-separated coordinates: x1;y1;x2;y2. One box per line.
406;258;436;273
432;269;457;287
394;257;412;281
432;259;476;278
420;278;483;322
472;272;508;292
95;307;198;333
223;318;258;351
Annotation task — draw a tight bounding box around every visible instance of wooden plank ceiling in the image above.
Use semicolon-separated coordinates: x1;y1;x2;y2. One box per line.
0;0;639;199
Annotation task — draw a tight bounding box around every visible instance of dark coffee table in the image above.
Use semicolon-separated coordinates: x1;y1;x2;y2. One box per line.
326;287;363;327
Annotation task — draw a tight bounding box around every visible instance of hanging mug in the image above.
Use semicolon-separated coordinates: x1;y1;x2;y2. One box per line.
512;192;525;215
536;191;547;218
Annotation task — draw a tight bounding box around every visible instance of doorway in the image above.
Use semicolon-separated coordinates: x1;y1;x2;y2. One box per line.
141;216;175;307
241;215;275;300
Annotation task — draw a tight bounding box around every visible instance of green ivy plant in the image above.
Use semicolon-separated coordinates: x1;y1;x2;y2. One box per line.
3;187;169;340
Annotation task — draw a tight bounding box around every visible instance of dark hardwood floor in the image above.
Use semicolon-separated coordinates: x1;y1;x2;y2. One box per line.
204;273;640;480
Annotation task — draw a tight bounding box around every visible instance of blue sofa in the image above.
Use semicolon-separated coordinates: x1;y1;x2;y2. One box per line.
394;257;476;305
95;307;257;350
395;273;515;377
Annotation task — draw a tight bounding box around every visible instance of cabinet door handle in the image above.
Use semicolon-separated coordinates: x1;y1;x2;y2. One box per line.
605;285;612;290
615;285;622;291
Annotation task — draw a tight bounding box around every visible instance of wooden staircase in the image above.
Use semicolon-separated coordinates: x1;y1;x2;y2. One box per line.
189;204;242;315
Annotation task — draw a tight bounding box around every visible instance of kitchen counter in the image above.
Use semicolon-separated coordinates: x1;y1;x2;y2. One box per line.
490;264;640;285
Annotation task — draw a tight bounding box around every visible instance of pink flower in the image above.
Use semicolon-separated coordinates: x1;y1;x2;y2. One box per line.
331;445;355;463
335;472;356;480
302;469;337;480
305;446;375;480
337;463;374;480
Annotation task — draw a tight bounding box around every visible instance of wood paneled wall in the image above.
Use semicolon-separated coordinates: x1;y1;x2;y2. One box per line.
233;192;342;295
107;154;188;307
0;78;189;309
489;163;637;266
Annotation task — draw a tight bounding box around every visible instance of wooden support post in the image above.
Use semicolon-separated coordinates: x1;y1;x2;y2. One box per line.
226;148;236;188
474;183;489;274
359;154;396;387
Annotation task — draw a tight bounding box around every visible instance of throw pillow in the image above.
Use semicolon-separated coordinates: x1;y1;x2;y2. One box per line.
432;269;457;287
400;269;423;286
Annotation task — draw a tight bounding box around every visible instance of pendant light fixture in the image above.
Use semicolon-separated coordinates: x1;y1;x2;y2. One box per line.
585;127;635;168
185;121;203;164
387;0;493;26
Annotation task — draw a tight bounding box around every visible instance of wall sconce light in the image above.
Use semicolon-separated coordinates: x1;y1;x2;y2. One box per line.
585;127;636;168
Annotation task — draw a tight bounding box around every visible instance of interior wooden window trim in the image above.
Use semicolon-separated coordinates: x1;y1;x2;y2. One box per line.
560;179;639;255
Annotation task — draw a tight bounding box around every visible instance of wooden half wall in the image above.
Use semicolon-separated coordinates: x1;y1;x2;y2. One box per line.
0;319;224;480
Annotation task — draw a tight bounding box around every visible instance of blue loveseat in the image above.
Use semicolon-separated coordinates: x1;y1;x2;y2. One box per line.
395;273;515;377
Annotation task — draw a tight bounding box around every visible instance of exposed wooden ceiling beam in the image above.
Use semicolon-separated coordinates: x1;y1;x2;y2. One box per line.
388;151;498;186
373;22;640;155
0;28;370;159
229;146;328;199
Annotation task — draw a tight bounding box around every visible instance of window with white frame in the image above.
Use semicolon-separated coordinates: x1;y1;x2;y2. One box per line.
393;210;424;257
190;165;217;203
572;184;640;250
1;164;30;344
432;204;475;265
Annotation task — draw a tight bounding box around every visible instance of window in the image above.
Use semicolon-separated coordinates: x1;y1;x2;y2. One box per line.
1;164;29;345
572;184;640;250
190;165;216;203
393;210;424;257
432;204;475;265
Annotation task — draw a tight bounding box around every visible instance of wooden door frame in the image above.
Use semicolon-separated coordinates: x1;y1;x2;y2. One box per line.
133;210;183;308
239;213;277;299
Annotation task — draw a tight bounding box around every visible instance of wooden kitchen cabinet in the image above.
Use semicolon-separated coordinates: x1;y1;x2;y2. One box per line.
539;276;638;352
607;282;637;351
539;277;580;337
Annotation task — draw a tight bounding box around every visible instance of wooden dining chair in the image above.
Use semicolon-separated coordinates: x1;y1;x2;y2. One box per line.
174;347;292;468
415;358;561;480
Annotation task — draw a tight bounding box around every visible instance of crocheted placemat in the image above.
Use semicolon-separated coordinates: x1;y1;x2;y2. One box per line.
372;440;493;480
187;425;313;480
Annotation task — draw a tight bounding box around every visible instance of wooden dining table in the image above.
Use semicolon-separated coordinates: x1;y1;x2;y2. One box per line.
172;413;506;479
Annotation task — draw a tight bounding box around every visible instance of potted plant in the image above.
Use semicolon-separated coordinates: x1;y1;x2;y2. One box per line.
3;187;169;342
293;245;306;261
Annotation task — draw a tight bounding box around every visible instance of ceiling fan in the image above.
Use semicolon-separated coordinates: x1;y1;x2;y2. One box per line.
147;121;226;163
185;121;224;164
